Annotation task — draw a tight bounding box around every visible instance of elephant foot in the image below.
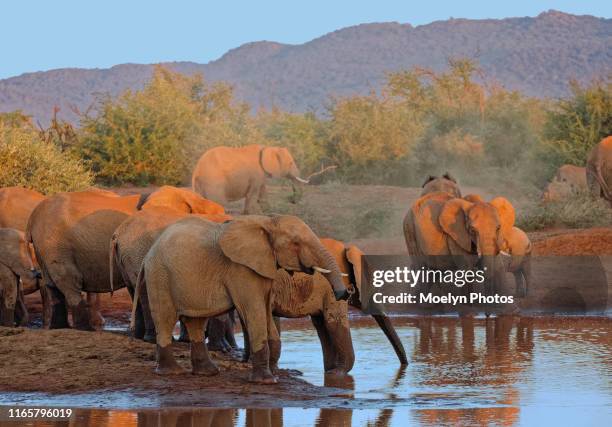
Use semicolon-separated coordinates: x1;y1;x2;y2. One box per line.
191;342;219;376
155;345;185;375
49;301;69;329
249;348;277;384
324;367;350;376
207;339;229;353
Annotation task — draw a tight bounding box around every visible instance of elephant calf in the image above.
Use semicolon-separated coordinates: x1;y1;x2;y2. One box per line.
0;228;40;326
265;238;407;374
502;226;532;298
135;215;349;384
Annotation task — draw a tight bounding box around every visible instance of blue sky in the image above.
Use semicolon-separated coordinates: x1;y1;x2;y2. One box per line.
1;0;610;79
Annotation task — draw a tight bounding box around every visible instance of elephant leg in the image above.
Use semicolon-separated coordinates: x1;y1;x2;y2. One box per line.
47;262;92;330
268;316;281;372
44;285;69;329
232;294;276;384
0;271;18;327
257;183;270;211
322;310;354;374
127;286;145;340
15;288;29;326
225;310;239;349
182;316;219;376
513;271;526;298
239;314;251;363
207;314;231;352
243;183;262;215
87;293;105;330
138;285;156;343
311;315;336;372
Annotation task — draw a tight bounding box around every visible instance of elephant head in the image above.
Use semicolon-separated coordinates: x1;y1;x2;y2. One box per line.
219;215;348;301
321;239;408;368
261;147;309;184
421;173;462;197
137;186;225;214
0;229;40;326
0;229;40;291
439;197;515;295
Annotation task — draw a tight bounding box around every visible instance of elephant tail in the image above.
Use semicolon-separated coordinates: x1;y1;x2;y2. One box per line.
109;234;119;296
130;263;145;333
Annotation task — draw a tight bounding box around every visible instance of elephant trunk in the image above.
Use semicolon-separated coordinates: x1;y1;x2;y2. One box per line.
330;323;355;373
372;314;408;365
311;242;349;301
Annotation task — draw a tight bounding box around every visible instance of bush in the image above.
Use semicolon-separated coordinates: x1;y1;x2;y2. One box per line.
0;124;94;194
76;66;264;186
516;192;612;231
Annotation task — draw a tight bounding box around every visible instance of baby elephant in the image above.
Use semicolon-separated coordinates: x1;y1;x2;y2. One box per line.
134;215;348;384
0;228;40;326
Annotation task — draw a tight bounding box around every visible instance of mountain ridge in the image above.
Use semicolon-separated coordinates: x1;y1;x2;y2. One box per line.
1;10;610;124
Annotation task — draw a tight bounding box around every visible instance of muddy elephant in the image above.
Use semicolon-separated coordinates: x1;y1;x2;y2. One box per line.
542;164;587;202
587;136;612;205
27;186;224;330
111;207;231;342
421;173;462;198
502;226;532;298
260;238;407;374
135;215;349;383
0;187;46;231
191;144;309;214
403;192;515;305
0;228;40;326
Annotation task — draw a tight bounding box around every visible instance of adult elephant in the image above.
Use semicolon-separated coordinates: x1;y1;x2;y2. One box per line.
403;192;514;302
27;186;224;330
0;187;46;231
252;238;407;375
191;145;308;214
135;215;349;383
586;136;612;205
0;228;40;326
111;207;230;342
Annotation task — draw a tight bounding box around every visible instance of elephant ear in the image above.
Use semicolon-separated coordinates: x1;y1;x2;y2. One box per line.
421;175;436;188
345;245;364;294
261;147;283;178
219;218;277;280
439;198;473;253
490;197;515;237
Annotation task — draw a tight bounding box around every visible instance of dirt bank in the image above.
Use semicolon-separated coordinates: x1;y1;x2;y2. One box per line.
532;227;612;255
0;327;355;408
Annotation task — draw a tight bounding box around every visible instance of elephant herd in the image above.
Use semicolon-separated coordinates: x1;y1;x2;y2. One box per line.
0;144;407;385
543;136;612;204
0;138;608;384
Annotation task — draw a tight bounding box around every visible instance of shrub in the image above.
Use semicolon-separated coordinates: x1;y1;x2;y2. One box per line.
516;192;612;231
0;124;93;194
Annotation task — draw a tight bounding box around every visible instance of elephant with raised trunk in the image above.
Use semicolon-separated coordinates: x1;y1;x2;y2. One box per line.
403;192;515;309
192;145;309;214
0;228;40;326
27;186;225;330
135;215;349;383
263;238;407;374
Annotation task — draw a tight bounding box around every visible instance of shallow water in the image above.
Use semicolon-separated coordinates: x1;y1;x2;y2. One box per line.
2;316;611;426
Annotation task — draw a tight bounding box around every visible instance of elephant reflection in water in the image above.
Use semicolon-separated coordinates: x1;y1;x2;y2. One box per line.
413;316;534;427
135;408;237;427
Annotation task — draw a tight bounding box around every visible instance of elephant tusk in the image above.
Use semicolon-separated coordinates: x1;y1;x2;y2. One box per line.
340;272;349;277
500;250;511;257
312;266;331;274
294;176;309;184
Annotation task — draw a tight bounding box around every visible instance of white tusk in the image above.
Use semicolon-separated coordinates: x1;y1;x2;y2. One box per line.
312;266;331;274
340;273;349;277
284;266;300;271
294;176;309;184
500;250;511;257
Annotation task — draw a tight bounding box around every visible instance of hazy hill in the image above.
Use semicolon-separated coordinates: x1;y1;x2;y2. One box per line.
1;10;610;124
